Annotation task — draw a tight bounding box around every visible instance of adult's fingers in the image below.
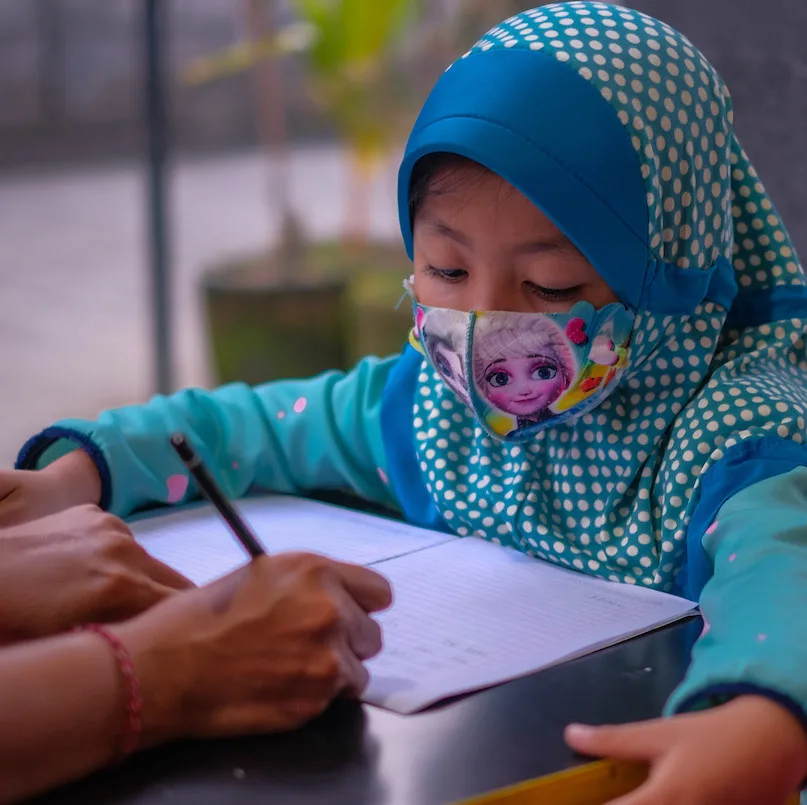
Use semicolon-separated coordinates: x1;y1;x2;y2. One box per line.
0;471;23;504
336;641;371;699
95;578;184;624
332;562;393;613
333;587;384;661
0;498;34;529
136;551;197;590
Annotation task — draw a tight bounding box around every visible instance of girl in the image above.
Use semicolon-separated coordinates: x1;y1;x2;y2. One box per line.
6;4;807;801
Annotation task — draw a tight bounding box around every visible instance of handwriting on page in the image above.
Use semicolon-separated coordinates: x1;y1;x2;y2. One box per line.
130;496;454;585
364;538;696;713
130;496;696;715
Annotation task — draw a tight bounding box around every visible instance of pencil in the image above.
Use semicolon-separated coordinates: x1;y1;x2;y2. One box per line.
169;432;266;559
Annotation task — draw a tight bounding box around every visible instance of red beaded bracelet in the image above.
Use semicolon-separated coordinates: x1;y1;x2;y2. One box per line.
78;624;143;758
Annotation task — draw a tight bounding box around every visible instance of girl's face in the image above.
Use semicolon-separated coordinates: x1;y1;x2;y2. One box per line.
412;164;618;313
483;355;566;416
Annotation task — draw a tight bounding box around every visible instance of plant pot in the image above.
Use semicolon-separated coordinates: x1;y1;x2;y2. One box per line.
304;240;413;363
203;258;348;385
201;240;412;387
347;267;413;363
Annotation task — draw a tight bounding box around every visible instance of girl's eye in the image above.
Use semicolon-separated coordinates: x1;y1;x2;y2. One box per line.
486;371;510;387
532;365;558;381
424;265;467;284
525;282;579;301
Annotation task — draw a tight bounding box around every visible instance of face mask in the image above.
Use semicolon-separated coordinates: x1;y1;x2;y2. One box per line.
409;295;635;442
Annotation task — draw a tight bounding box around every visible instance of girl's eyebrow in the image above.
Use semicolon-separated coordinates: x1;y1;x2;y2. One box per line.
420;214;575;255
421;215;473;247
513;235;576;256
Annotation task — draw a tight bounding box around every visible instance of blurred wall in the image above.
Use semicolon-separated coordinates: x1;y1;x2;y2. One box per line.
632;0;807;257
2;0;803;256
0;0;329;168
0;0;805;467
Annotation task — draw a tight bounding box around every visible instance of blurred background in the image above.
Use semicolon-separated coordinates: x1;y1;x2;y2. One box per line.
1;0;805;467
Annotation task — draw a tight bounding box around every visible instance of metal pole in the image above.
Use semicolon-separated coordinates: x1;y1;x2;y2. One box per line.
144;0;172;395
37;0;64;124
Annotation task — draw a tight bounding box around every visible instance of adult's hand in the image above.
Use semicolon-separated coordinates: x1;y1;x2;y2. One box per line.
0;551;391;802
0;505;193;644
0;450;102;527
119;552;393;743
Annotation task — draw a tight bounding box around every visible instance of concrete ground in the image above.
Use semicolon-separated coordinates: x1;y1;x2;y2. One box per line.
0;146;400;467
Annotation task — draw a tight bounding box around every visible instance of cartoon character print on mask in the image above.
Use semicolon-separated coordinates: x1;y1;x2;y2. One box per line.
554;319;631;413
417;307;472;408
411;297;635;442
471;313;576;431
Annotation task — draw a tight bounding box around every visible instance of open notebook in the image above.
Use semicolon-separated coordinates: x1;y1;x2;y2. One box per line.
130;496;697;714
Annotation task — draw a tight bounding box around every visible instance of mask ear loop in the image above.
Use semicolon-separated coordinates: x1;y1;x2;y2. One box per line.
399;276;416;310
403;282;428;355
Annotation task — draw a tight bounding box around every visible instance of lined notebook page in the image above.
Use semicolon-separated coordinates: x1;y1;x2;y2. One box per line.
364;537;696;713
130;496;454;585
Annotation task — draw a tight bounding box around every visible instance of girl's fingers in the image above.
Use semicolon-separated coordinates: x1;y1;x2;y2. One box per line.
565;720;670;762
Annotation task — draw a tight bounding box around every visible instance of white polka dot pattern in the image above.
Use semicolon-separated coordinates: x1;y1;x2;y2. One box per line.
469;3;801;286
413;3;807;590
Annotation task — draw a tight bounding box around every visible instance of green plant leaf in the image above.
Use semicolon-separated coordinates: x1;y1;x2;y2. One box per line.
291;0;417;72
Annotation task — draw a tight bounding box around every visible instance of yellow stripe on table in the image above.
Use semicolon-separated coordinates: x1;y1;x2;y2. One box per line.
455;759;801;804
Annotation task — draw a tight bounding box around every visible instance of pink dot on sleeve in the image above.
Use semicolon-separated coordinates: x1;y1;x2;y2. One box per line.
705;520;718;535
700;618;711;637
293;397;308;414
757;633;767;642
378;467;388;484
728;552;736;563
232;461;240;470
277;410;286;419
166;474;189;503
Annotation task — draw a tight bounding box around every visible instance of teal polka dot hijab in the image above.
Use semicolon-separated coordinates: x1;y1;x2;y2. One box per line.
396;3;807;591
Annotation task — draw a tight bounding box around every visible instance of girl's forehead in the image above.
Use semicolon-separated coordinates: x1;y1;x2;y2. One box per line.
416;166;572;245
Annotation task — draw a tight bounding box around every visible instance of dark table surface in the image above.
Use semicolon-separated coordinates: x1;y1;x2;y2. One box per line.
35;618;700;805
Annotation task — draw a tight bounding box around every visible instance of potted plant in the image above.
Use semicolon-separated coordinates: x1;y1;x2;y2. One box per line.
184;0;419;385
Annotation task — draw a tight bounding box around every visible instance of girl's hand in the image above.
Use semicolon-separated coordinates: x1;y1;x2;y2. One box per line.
0;450;102;527
565;695;807;805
